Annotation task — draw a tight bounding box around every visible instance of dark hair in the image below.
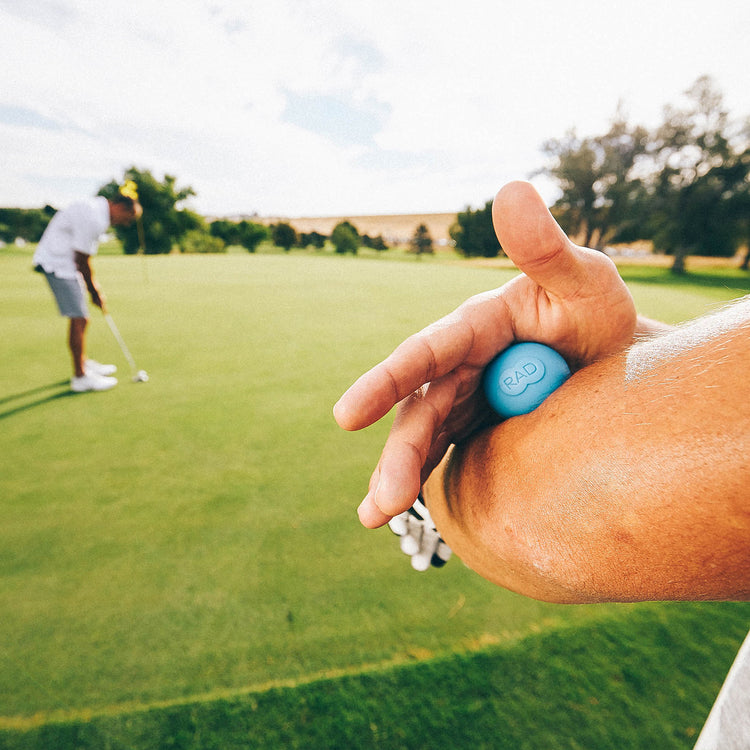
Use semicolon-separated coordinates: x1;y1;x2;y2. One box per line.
111;193;137;210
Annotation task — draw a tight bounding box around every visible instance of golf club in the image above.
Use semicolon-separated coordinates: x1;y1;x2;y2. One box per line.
119;179;148;283
103;312;149;383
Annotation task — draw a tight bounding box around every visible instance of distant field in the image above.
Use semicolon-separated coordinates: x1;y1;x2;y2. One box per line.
1;248;749;746
256;212;458;245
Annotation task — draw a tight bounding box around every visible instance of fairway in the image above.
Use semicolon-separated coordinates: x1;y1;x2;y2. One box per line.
1;249;749;732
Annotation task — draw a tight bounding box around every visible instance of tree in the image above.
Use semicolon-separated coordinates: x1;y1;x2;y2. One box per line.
298;231;327;250
99;167;199;254
540;131;598;245
646;76;746;272
409;223;434;256
0;206;54;243
731;138;750;270
210;219;268;252
450;201;501;257
271;222;297;252
331;221;360;254
539;76;750;273
209;219;241;246
361;233;388;251
237;220;268;252
180;229;226;254
540;111;649;249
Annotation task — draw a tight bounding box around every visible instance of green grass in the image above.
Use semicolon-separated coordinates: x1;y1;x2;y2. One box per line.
2;603;748;749
617;262;750;290
1;248;748;746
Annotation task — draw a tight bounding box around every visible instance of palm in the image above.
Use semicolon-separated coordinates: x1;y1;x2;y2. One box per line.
335;182;637;527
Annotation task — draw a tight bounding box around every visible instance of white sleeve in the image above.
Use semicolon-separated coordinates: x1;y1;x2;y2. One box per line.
694;631;750;749
70;203;100;255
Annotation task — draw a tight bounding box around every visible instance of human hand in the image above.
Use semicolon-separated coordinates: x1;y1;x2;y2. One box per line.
334;181;637;528
91;286;107;313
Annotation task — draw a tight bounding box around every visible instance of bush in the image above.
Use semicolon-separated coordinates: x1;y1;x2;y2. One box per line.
236;221;268;252
298;231;327;250
210;220;268;252
271;222;297;252
361;233;388;251
409;223;434;255
0;206;54;243
179;229;226;254
451;201;501;258
331;221;359;254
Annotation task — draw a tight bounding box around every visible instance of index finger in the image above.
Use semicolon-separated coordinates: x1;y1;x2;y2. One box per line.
333;291;514;431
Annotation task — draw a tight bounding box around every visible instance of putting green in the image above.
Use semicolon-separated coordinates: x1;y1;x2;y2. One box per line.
1;248;747;722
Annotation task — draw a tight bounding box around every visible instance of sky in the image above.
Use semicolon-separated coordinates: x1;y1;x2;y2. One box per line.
2;0;750;218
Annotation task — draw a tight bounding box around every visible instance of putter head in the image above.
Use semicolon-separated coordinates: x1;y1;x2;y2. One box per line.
133;370;149;383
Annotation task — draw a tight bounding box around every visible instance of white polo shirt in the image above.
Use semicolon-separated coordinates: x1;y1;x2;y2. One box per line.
33;196;110;279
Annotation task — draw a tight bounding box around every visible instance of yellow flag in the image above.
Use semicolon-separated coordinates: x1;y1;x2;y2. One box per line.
120;180;139;201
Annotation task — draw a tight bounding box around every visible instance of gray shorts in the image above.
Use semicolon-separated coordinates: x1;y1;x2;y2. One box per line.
37;267;88;318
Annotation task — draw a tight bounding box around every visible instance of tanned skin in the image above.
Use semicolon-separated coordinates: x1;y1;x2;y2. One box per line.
335;181;750;603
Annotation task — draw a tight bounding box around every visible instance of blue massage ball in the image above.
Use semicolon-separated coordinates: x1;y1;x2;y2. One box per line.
482;342;571;418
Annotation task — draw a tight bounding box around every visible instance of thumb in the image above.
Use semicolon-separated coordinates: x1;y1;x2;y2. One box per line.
492;181;589;299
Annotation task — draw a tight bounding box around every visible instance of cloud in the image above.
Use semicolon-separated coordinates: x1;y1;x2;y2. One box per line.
0;105;65;130
0;0;76;29
282;92;389;147
1;0;750;216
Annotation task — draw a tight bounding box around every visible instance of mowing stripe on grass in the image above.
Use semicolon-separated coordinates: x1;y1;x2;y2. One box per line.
0;602;748;749
2;249;749;740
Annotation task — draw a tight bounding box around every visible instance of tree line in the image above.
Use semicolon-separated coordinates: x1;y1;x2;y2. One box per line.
540;75;750;272
3;75;747;271
0;206;55;244
2;166;421;256
451;76;750;272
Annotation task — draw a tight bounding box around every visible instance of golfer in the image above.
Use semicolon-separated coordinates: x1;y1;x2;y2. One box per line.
335;181;749;747
34;192;142;392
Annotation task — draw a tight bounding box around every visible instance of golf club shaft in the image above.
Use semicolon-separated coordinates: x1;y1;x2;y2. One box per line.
104;313;138;375
136;216;147;252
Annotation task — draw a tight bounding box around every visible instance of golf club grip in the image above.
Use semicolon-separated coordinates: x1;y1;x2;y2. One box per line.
482;342;571;418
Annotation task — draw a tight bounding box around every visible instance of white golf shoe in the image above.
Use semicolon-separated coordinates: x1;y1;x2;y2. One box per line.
71;373;118;392
85;359;118;376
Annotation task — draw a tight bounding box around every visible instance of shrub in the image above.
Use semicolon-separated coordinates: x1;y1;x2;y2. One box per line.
179;229;227;254
331;221;359;254
451;201;501;257
271;222;297;252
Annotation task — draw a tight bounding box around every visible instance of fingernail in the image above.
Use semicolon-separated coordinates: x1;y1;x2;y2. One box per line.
373;473;385;507
373;473;399;518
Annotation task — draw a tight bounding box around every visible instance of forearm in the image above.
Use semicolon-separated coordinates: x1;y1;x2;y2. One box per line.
426;302;750;603
634;314;675;339
74;251;103;305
